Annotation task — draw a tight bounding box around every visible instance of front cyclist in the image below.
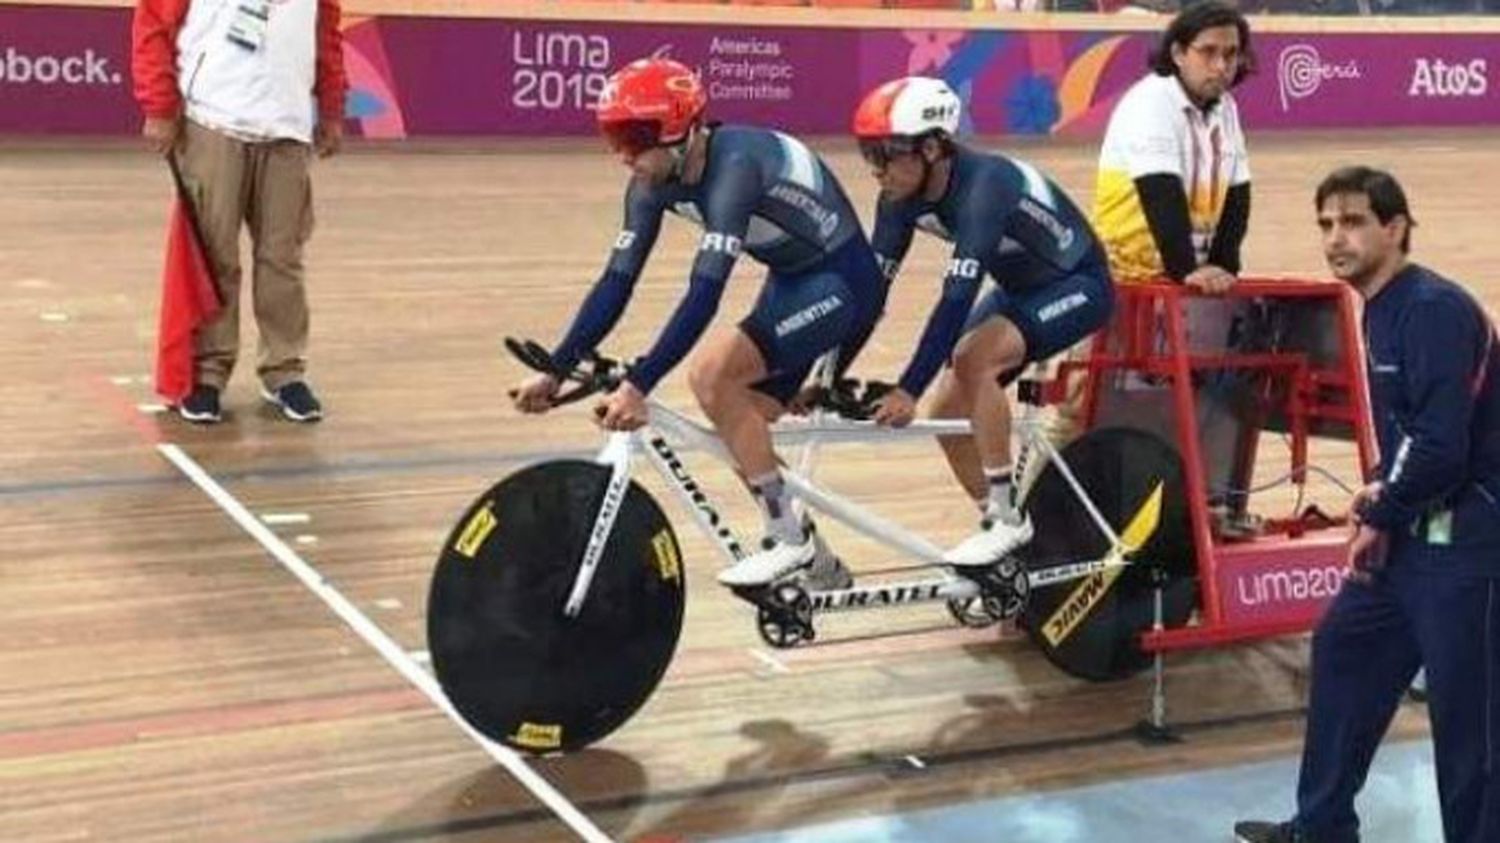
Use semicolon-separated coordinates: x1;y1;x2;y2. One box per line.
853;77;1115;568
512;58;888;590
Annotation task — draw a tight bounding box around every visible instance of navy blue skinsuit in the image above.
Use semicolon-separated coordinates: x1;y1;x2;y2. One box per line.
1295;264;1500;843
869;145;1113;398
551;125;886;402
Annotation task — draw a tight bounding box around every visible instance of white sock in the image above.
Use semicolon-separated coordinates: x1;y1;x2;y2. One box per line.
984;466;1021;525
750;471;805;546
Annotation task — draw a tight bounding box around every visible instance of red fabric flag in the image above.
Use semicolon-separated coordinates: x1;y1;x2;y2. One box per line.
153;175;222;403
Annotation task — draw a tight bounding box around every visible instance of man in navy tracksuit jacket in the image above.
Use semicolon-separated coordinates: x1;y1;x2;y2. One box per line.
1237;168;1500;843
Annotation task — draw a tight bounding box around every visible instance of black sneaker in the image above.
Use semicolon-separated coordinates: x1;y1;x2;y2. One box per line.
176;384;222;424
1234;821;1303;843
262;381;323;422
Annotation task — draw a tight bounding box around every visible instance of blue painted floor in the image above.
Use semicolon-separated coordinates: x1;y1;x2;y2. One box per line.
717;739;1441;843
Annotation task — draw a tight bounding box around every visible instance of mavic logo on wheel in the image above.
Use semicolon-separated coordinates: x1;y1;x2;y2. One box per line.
1042;570;1121;647
1040;481;1164;647
508;721;562;750
651;529;681;583
453;501;498;559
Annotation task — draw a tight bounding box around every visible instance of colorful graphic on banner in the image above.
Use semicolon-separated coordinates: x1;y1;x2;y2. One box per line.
859;29;1145;138
342;17;406;139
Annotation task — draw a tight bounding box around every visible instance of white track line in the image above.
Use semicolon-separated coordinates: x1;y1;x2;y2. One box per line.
748;648;790;674
157;443;612;843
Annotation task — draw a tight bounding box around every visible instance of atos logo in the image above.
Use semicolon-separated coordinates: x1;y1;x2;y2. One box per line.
1409;58;1488;98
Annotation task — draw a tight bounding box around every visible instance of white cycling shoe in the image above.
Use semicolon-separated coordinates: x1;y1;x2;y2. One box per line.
717;535;817;587
945;515;1035;568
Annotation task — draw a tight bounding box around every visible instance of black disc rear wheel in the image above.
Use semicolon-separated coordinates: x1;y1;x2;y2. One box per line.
1019;428;1196;681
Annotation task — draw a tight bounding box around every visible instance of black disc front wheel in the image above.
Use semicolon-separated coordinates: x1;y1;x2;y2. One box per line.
427;460;685;754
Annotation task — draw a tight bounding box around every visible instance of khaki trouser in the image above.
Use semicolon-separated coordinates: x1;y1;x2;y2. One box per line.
176;120;315;391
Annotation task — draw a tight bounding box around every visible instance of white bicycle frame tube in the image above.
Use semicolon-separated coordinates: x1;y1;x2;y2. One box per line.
1016;431;1127;552
562;432;634;617
644;402;963;566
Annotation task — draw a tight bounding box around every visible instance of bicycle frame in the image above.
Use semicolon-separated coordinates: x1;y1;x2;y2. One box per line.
561;388;1142;623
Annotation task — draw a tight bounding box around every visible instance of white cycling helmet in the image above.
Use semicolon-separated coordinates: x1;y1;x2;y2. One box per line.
852;76;962;140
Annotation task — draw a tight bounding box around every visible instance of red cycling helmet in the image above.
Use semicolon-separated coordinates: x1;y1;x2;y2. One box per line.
596;58;707;157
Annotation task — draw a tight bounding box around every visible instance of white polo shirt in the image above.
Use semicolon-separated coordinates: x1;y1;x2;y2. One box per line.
176;0;321;143
1092;73;1250;283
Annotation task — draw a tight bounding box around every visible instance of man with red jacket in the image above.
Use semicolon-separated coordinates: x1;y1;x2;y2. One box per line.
132;0;346;423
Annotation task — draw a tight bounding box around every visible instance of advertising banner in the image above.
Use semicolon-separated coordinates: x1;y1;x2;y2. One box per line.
2;4;1496;138
358;18;865;136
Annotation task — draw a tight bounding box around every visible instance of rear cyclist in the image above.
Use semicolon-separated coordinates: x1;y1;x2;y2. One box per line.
852;76;1115;568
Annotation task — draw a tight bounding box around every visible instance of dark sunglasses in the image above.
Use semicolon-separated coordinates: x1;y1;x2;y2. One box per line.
600;119;664;158
857;137;921;169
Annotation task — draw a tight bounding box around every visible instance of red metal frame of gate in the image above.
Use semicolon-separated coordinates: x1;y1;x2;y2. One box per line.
1048;279;1377;655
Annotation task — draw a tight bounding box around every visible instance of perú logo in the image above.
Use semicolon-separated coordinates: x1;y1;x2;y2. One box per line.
1409;58;1488;98
1277;44;1362;111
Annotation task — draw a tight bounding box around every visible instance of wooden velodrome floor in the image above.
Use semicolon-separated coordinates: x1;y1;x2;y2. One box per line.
2;128;1495;843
